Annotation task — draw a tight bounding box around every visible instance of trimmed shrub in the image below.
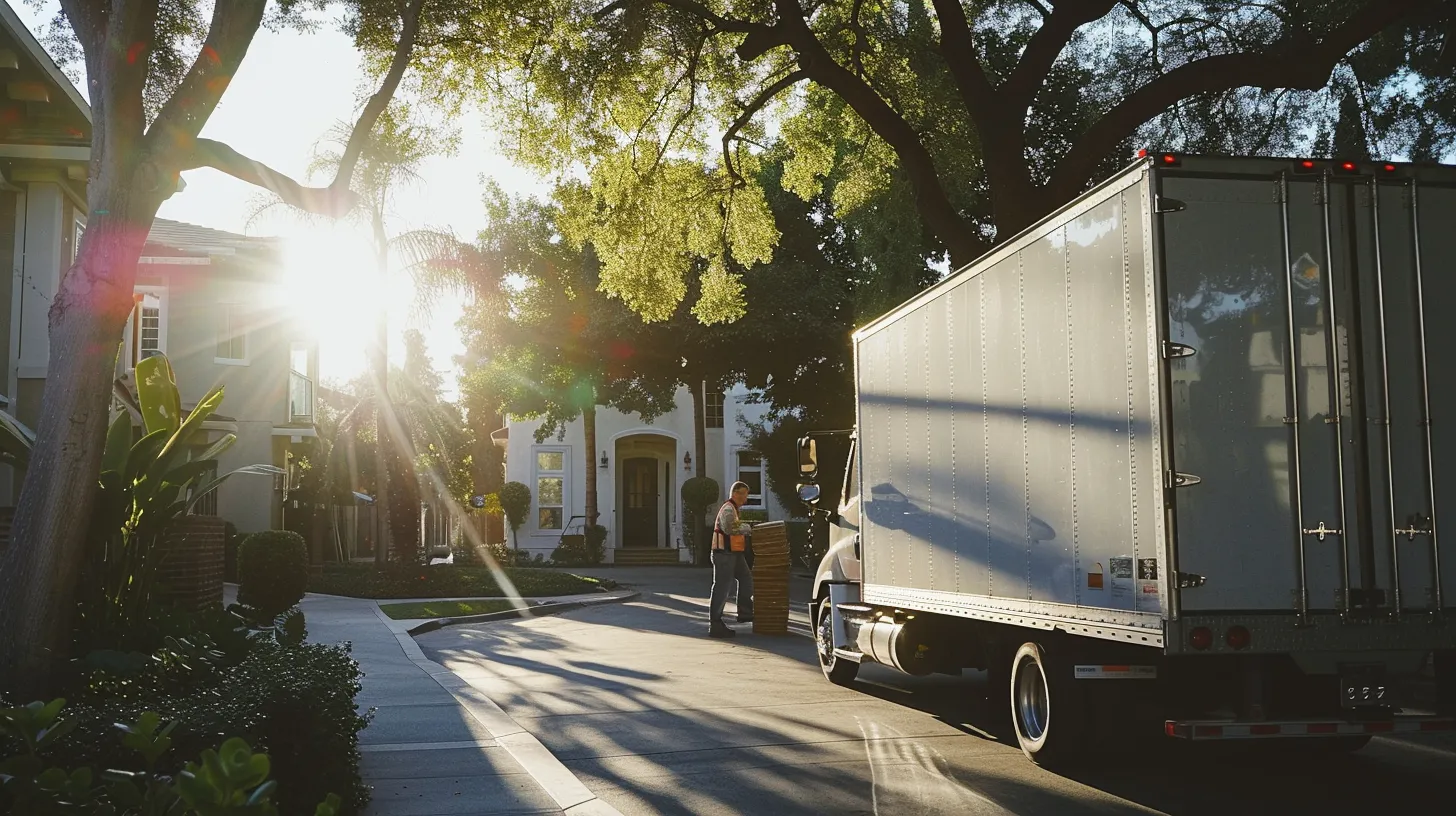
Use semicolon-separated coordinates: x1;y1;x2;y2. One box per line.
552;525;606;566
12;637;371;814
681;477;720;565
237;530;308;618
498;482;531;546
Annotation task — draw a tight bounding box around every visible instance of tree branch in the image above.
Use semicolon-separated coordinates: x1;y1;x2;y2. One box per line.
1002;0;1116;109
330;0;427;192
599;0;764;34
723;70;808;185
927;0;1000;116
771;0;985;264
181;138;356;217
149;1;268;145
1049;0;1432;200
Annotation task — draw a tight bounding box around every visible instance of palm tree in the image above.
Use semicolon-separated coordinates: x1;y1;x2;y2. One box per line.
254;105;455;562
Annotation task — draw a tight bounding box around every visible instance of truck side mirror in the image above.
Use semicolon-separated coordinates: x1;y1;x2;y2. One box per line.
798;436;818;479
797;483;821;506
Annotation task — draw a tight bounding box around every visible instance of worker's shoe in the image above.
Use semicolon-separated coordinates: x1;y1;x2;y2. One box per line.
708;621;737;638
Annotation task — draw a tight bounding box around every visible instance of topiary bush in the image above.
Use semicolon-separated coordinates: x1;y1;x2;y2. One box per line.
681;477;720;565
237;531;308;618
498;482;531;547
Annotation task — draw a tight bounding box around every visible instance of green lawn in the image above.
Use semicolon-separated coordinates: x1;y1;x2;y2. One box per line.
307;564;610;600
376;599;520;620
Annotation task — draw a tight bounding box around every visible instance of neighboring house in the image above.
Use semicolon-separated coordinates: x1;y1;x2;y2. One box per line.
0;7;318;535
503;384;788;564
115;219;320;535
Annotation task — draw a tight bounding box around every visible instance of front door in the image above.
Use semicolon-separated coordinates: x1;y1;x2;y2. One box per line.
622;457;659;547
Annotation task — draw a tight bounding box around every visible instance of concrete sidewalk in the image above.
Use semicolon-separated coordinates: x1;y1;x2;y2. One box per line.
239;587;623;816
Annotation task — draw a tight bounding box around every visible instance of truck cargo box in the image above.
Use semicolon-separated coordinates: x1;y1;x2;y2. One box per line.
851;155;1456;655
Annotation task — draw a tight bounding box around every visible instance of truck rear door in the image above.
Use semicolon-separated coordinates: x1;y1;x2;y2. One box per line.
1159;164;1454;618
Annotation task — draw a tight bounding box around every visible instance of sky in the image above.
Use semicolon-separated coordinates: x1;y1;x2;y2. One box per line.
11;1;548;399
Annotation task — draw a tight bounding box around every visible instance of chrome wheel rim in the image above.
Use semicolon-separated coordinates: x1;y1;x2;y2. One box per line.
1015;655;1049;742
817;604;835;666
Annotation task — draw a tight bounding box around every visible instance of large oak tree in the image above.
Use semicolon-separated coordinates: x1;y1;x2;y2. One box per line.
397;0;1455;322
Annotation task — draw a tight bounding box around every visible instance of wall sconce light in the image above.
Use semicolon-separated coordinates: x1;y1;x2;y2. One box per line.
600;450;609;469
683;451;692;471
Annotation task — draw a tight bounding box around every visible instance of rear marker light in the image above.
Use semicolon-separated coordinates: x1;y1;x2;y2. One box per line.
1383;163;1398;173
1137;148;1148;158
1226;626;1251;650
1161;153;1180;166
1190;627;1212;650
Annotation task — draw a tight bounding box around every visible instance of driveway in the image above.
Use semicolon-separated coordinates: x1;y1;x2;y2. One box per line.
416;567;1456;815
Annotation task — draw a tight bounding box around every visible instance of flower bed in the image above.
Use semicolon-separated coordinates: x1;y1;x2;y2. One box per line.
308;564;611;599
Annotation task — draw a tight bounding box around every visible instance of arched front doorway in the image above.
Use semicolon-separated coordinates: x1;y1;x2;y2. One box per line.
614;433;677;548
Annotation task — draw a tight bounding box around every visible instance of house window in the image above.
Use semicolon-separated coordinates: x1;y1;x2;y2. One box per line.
705;389;725;429
736;450;764;509
215;304;247;363
126;287;166;367
535;448;567;531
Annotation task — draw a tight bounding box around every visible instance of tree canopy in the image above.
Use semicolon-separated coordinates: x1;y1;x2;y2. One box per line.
380;0;1455;324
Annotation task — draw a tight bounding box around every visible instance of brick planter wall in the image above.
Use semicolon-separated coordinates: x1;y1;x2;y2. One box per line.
154;515;227;612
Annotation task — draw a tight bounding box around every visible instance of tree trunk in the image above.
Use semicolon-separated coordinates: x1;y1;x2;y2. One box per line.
692;382;706;479
0;191;157;694
690;382;709;565
583;401;598;529
370;207;390;565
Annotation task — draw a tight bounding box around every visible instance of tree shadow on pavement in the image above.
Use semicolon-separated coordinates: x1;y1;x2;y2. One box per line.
419;591;1456;816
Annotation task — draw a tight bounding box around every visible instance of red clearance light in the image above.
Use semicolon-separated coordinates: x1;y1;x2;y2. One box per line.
1335;160;1360;174
1383;163;1398;173
1190;627;1213;650
1226;626;1251;650
1137;148;1149;158
1301;160;1316;169
1161;153;1179;166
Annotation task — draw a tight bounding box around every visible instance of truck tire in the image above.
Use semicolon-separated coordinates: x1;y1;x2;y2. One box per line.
1010;640;1086;765
816;597;859;685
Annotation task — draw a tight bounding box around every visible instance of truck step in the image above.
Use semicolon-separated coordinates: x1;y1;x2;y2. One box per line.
1164;717;1455;740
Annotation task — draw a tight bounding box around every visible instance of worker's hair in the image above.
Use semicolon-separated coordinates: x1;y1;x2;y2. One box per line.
731;481;751;494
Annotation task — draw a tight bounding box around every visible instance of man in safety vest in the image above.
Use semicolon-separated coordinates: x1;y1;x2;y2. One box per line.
708;481;755;638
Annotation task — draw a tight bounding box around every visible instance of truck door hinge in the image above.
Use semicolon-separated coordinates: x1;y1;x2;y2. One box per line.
1163;341;1196;359
1177;572;1207;589
1395;514;1433;541
1165;471;1202;489
1155;196;1185;214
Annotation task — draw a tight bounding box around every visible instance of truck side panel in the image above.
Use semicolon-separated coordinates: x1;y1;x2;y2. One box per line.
858;172;1166;626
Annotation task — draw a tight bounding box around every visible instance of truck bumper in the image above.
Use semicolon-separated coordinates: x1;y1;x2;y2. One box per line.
1164;716;1455;740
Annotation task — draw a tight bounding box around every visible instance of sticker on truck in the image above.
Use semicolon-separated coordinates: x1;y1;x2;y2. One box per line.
1074;665;1158;680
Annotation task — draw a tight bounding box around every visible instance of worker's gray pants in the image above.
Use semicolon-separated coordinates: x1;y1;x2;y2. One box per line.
709;549;753;624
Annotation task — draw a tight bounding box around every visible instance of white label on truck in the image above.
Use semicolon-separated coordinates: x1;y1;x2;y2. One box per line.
1074;665;1158;680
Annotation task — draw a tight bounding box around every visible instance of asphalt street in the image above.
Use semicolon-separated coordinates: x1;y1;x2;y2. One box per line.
417;567;1456;816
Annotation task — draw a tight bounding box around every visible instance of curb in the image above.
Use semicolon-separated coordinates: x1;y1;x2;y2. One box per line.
372;601;628;815
403;591;641;636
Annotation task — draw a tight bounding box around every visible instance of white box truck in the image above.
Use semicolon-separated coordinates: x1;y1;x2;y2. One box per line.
798;154;1456;764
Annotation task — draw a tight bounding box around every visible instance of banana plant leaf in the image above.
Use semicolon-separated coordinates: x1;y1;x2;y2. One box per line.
101;411;132;476
184;464;284;512
135;355;181;436
0;408;35;466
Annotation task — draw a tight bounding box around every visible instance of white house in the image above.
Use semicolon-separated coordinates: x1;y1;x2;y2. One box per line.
502;383;790;564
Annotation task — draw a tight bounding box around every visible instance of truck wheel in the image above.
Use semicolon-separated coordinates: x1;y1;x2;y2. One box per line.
1010;641;1085;765
817;597;858;685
